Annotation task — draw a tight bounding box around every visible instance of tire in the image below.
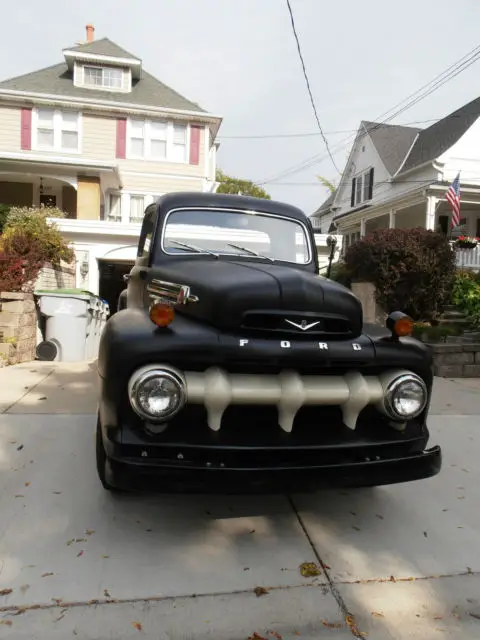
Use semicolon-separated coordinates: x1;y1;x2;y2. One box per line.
96;417;120;492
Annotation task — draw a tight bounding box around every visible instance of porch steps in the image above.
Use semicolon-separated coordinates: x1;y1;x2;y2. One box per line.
438;305;469;327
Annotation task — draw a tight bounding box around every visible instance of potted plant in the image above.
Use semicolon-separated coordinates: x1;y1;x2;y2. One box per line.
455;236;478;249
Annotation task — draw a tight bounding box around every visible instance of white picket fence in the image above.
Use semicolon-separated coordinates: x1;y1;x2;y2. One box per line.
455;245;480;270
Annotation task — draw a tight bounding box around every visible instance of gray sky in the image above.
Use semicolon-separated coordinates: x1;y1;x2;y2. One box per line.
2;0;480;214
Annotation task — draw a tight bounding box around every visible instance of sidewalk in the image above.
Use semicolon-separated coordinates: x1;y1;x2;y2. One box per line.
0;360;99;415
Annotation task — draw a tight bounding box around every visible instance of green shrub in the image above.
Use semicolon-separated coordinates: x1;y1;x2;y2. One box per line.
326;260;352;288
0;204;10;234
452;271;480;328
344;227;456;321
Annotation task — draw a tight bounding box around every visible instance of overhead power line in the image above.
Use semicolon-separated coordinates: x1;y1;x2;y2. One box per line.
254;41;480;186
217;118;440;140
285;0;340;174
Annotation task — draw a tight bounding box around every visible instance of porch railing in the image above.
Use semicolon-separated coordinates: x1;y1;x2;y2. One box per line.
455;245;480;270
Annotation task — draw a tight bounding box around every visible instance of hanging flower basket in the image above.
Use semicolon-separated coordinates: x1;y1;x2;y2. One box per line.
455;236;478;249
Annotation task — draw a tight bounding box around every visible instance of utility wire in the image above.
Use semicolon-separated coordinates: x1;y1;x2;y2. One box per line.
255;42;480;186
285;0;340;174
217;118;439;140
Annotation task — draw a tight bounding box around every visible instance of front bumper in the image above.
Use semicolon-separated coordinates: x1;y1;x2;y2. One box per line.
104;443;442;494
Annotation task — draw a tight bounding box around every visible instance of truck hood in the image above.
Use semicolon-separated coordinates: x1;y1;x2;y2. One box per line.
149;258;363;338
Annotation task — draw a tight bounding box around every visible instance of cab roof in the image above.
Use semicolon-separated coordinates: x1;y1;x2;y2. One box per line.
154;192;310;223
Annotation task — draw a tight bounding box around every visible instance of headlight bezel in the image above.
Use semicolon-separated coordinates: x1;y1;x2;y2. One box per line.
383;373;428;421
128;366;186;423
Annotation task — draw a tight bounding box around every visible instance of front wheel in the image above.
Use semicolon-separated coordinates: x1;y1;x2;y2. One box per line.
96;417;120;492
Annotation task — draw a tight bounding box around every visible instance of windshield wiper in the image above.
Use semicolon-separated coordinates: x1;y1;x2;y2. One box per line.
227;243;274;262
170;240;219;259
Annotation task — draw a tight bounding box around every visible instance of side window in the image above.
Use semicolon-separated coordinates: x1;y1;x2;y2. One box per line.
137;206;157;259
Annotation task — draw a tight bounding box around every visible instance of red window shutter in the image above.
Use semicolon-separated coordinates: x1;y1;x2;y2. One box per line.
116;118;127;159
20;108;32;150
189;125;201;165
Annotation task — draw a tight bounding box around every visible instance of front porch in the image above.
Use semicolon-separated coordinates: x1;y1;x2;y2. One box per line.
336;187;480;270
0;153;120;221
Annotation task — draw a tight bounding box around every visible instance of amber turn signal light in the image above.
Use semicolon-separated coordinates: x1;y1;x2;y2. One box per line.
386;311;413;338
149;302;175;327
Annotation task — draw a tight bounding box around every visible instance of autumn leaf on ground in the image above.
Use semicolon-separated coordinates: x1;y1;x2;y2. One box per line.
352;526;361;531
254;586;269;597
14;494;24;498
322;619;343;628
104;589;111;598
20;585;30;595
53;491;62;495
371;611;385;618
267;631;283;639
0;620;13;626
85;529;95;536
41;573;54;578
248;634;267;640
77;551;84;558
25;482;30;487
299;562;322;577
375;514;384;520
0;588;13;596
132;621;143;631
101;555;110;559
13;608;26;616
469;613;480;620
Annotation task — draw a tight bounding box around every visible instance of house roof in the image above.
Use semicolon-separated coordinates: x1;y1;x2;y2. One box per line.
64;37;140;61
311;190;336;217
362;120;420;175
399;96;480;174
0;38;206;114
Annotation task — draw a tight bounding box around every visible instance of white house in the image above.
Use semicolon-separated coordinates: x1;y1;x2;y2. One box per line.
311;97;480;270
0;25;222;310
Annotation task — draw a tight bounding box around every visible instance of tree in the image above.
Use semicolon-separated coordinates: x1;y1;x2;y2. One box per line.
215;169;271;199
317;175;337;193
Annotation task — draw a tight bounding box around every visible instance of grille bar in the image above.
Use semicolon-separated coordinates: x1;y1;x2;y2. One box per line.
184;367;411;433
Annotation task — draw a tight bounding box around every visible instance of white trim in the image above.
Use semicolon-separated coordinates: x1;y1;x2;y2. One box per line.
32;106;83;155
393;132;420;177
0;150;118;173
63;50;141;66
51;217;142;236
0;88;222;124
121;170;203;181
204;125;209;178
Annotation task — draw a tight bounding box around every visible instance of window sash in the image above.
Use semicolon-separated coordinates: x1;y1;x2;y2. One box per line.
127;119;190;162
129;195;145;222
108;193;122;221
355;175;363;205
34;108;80;152
84;65;123;89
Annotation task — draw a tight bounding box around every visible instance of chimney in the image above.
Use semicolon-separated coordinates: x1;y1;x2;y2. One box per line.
86;24;95;43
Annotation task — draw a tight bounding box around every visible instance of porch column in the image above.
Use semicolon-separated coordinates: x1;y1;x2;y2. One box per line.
425;196;437;230
360;218;366;237
389;209;396;228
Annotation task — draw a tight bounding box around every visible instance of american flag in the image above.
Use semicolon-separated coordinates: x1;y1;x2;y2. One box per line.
445;173;461;228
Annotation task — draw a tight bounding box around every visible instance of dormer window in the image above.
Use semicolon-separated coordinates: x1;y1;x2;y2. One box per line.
84;65;123;89
74;62;131;91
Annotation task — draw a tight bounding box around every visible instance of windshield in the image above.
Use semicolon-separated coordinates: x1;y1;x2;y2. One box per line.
162;208;311;264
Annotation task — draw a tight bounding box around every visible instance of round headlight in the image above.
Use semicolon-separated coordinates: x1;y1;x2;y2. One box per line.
128;367;186;422
384;374;427;420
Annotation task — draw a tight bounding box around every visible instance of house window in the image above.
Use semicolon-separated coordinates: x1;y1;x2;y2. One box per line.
84;65;123;89
34;108;80;152
351;168;374;207
127;119;189;163
108;193;122;222
172;124;187;162
130;195;145;223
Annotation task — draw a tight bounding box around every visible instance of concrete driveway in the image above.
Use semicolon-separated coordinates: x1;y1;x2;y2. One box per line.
0;362;479;639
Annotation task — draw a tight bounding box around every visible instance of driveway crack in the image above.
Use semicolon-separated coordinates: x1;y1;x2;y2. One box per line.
287;494;365;638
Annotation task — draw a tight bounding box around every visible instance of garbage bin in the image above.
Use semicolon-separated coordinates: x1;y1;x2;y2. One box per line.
35;289;99;362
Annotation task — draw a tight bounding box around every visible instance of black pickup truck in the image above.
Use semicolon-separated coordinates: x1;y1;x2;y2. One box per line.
96;191;441;493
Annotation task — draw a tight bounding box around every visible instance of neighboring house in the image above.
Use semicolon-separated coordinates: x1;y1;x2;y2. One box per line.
0;24;222;309
311;97;480;270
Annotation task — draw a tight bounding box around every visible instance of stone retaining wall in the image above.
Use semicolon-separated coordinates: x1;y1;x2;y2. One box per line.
429;343;480;377
34;261;75;290
0;292;36;366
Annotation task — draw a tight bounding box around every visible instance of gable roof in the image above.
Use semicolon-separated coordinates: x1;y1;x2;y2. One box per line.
64;37;140;61
312;190;335;217
399;96;480;174
362;120;420;175
0;38;206;113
